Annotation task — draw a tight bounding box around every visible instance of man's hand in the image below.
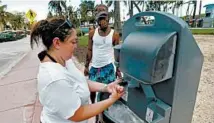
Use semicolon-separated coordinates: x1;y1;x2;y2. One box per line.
84;67;89;76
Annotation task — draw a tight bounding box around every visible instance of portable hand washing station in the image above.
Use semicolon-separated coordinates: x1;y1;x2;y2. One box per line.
98;11;204;123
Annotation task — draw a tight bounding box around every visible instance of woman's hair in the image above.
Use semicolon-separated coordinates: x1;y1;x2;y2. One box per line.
30;17;75;61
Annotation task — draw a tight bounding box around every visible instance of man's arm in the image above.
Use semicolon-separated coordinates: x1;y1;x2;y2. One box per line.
85;30;94;68
113;32;120;46
113;31;122;78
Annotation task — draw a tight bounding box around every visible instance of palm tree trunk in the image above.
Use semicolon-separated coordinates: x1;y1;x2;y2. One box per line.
2;21;6;30
133;2;141;13
192;1;197;27
129;1;134;17
114;1;122;33
163;3;168;12
198;0;202;18
142;1;145;11
172;2;176;14
192;1;197;19
186;2;190;18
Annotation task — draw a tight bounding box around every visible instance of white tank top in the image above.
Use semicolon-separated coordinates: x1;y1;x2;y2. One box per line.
92;28;114;68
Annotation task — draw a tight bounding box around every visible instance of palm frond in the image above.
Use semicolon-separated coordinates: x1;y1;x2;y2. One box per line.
105;0;113;7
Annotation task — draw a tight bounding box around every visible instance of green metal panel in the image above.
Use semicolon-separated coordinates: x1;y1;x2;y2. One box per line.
101;11;203;123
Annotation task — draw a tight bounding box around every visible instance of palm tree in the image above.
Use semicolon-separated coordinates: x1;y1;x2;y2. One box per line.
79;1;95;26
67;6;79;26
172;1;184;15
123;1;147;24
48;0;67;17
106;1;122;33
114;1;121;32
10;12;25;30
0;5;12;30
106;0;146;30
67;6;75;19
125;1;134;17
192;0;197;26
133;1;142;13
198;0;202;18
145;1;170;12
108;9;114;22
123;1;142;17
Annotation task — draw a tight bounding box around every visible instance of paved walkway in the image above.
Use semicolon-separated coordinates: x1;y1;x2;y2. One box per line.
0;47;42;123
0;47;95;123
0;37;31;79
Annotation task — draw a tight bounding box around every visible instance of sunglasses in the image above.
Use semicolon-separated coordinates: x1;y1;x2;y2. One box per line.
53;19;73;34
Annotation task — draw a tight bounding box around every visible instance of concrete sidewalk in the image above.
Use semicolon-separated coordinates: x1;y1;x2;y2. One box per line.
0;48;42;123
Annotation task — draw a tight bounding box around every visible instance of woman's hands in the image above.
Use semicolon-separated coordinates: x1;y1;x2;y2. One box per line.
106;79;122;93
106;79;125;101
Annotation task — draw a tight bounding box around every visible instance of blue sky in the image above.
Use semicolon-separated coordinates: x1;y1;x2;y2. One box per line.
1;0;214;21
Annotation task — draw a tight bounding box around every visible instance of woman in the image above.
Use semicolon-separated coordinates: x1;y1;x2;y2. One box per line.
30;17;124;123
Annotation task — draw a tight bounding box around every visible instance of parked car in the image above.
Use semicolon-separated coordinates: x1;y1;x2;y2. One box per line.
15;30;27;39
0;30;28;43
0;32;5;43
0;30;17;42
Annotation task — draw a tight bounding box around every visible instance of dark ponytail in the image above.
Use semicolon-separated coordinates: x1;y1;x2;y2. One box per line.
30;20;49;49
38;50;47;61
30;20;51;61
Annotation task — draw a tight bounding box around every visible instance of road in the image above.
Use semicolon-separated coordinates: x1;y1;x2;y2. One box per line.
0;37;31;78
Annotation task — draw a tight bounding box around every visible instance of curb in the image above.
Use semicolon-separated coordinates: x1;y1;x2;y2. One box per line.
0;52;29;80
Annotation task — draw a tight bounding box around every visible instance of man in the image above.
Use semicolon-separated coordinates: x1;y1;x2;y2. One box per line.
84;5;122;123
84;4;122;104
